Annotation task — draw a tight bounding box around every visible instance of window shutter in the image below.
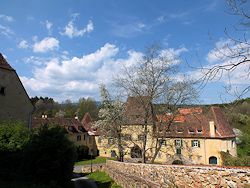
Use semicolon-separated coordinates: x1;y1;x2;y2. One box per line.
191;140;194;147
181;140;183;147
175;140;177;146
198;140;200;147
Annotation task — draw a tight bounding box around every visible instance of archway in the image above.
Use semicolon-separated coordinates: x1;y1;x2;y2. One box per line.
209;156;217;165
131;145;142;158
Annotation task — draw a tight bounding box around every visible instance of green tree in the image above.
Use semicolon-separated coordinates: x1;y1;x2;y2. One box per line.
23;126;77;186
78;97;99;120
0;121;30;179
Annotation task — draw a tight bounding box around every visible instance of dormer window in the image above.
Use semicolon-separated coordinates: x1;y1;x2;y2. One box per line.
188;129;195;133
177;129;183;133
0;87;5;96
68;126;73;131
197;129;202;133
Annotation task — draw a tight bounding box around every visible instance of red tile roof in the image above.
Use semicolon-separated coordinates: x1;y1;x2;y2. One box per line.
0;53;14;70
157;107;235;139
32;117;87;134
81;113;100;136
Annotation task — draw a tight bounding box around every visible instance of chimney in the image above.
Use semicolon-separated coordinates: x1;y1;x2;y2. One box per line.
209;121;215;137
74;115;79;121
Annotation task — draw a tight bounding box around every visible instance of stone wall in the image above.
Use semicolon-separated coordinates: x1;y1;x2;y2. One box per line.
81;164;106;173
105;160;250;188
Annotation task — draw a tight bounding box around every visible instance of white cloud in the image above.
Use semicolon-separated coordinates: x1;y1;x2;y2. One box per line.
45;20;53;35
188;38;250;89
20;43;140;101
21;44;187;101
0;24;14;36
33;37;59;53
18;40;29;49
0;14;14;22
61;15;94;38
160;47;188;65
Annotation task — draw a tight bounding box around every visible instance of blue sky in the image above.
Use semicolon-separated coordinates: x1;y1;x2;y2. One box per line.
0;0;249;103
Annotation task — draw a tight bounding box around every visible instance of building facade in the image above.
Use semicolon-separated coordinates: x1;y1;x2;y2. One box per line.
94;97;237;166
0;53;34;127
32;116;99;156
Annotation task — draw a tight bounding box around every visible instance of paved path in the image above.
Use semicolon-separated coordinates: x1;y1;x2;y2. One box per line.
72;176;98;188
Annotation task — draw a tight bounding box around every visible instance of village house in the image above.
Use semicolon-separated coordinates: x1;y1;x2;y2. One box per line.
32;114;99;156
0;53;34;127
94;96;237;165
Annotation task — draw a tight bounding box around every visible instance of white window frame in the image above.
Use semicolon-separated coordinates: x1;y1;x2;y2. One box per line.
175;139;182;147
192;140;199;147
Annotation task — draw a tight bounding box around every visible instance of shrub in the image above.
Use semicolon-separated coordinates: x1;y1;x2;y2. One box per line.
0;121;30;180
76;145;89;160
22;125;77;186
220;151;250;166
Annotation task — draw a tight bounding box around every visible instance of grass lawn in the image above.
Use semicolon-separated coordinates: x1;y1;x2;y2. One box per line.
75;156;116;166
86;171;122;188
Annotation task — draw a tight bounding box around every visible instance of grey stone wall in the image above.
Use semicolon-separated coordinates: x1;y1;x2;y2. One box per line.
105;160;250;188
80;164;106;173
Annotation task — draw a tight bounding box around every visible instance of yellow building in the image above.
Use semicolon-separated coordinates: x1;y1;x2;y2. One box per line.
0;53;34;127
94;97;237;166
32;116;98;156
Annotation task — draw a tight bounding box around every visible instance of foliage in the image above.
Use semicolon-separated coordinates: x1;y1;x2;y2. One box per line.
220;151;250;166
78;97;99;120
31;96;59;118
86;171;122;188
96;84;126;162
75;157;116;166
221;98;250;157
0;121;30;180
22;125;77;186
76;145;89;161
0;121;30;151
237;126;250;157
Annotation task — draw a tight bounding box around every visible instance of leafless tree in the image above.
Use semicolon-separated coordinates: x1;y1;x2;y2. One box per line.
200;0;250;99
115;44;197;163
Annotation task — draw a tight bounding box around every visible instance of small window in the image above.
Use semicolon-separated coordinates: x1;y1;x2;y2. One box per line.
188;129;195;133
191;140;200;148
108;138;114;145
83;134;86;141
232;140;236;148
68;126;73;131
177;129;183;133
159;139;166;146
197;129;202;133
0;87;5;96
175;139;182;148
176;148;181;155
77;135;81;141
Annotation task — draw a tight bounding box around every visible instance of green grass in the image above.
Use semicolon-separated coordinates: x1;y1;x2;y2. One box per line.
86;171;122;188
75;156;116;166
